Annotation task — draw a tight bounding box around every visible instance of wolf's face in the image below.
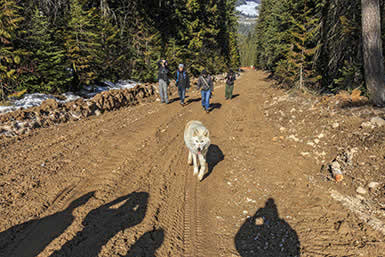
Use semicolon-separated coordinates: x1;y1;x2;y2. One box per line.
191;129;210;153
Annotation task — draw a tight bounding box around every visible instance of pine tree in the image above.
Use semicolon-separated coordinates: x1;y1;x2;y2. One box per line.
228;31;240;69
164;37;188;77
200;1;224;73
254;0;292;71
314;0;364;92
98;6;120;82
275;0;323;88
109;1;136;81
184;0;204;74
226;0;241;69
216;0;240;71
0;0;24;100
65;0;101;87
130;17;162;82
22;8;70;93
239;32;257;67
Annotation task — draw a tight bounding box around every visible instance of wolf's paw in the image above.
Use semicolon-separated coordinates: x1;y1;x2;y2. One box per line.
198;171;204;181
188;159;193;165
193;167;199;175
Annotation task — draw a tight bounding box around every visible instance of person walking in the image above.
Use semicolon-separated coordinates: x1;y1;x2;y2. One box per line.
158;59;169;104
225;69;236;100
197;69;213;113
176;64;190;106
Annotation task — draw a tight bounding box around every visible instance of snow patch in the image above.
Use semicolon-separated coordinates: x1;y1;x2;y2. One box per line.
0;80;139;115
236;1;259;17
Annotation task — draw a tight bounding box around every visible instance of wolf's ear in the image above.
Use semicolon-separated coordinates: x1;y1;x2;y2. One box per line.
203;130;209;137
192;129;198;137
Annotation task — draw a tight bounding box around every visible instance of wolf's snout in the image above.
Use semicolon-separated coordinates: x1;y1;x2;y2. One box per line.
197;147;201;152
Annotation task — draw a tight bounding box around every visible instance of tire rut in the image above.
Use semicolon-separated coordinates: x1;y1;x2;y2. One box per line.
183;166;198;257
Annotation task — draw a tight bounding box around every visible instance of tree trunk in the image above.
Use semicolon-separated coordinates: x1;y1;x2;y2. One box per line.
361;0;385;106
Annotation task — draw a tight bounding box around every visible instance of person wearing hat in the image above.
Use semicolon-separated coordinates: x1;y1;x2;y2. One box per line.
176;64;190;106
197;69;214;113
158;59;169;104
225;69;236;100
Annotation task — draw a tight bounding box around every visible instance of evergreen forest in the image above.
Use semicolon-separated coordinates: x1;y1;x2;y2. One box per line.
0;0;240;99
250;0;385;106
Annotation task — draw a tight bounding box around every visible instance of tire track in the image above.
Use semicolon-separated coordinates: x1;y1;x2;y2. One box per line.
155;148;186;255
183;164;198;257
153;108;198;256
51;103;184;210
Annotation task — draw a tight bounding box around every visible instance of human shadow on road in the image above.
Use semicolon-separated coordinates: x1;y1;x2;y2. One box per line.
187;97;201;103
202;144;224;181
168;97;179;104
169;95;192;105
235;198;300;257
231;94;240;99
169;93;190;104
167;96;185;104
208;103;222;112
0;192;95;257
124;228;164;256
49;192;149;257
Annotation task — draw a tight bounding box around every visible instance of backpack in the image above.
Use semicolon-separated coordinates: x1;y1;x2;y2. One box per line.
201;76;211;91
226;74;235;85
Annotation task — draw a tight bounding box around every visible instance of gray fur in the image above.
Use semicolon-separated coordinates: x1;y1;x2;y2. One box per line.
184;120;211;181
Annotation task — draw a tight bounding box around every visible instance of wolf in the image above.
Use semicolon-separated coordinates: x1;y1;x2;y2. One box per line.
184;120;211;181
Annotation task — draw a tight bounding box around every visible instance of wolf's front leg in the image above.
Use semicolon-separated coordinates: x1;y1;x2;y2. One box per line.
197;153;206;181
188;151;193;165
192;153;198;175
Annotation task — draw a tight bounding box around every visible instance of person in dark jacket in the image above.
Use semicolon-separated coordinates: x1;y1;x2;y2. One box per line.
176;64;190;106
158;59;169;104
197;69;214;113
225;69;236;100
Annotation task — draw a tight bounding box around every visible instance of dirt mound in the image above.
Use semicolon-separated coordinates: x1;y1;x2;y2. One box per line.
0;74;227;142
0;84;157;140
0;74;225;142
263;81;385;236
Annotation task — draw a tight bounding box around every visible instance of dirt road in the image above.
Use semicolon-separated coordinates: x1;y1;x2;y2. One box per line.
1;71;384;257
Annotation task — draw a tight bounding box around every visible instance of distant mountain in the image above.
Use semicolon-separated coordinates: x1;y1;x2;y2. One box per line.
236;0;260;5
235;0;260;17
236;0;259;32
